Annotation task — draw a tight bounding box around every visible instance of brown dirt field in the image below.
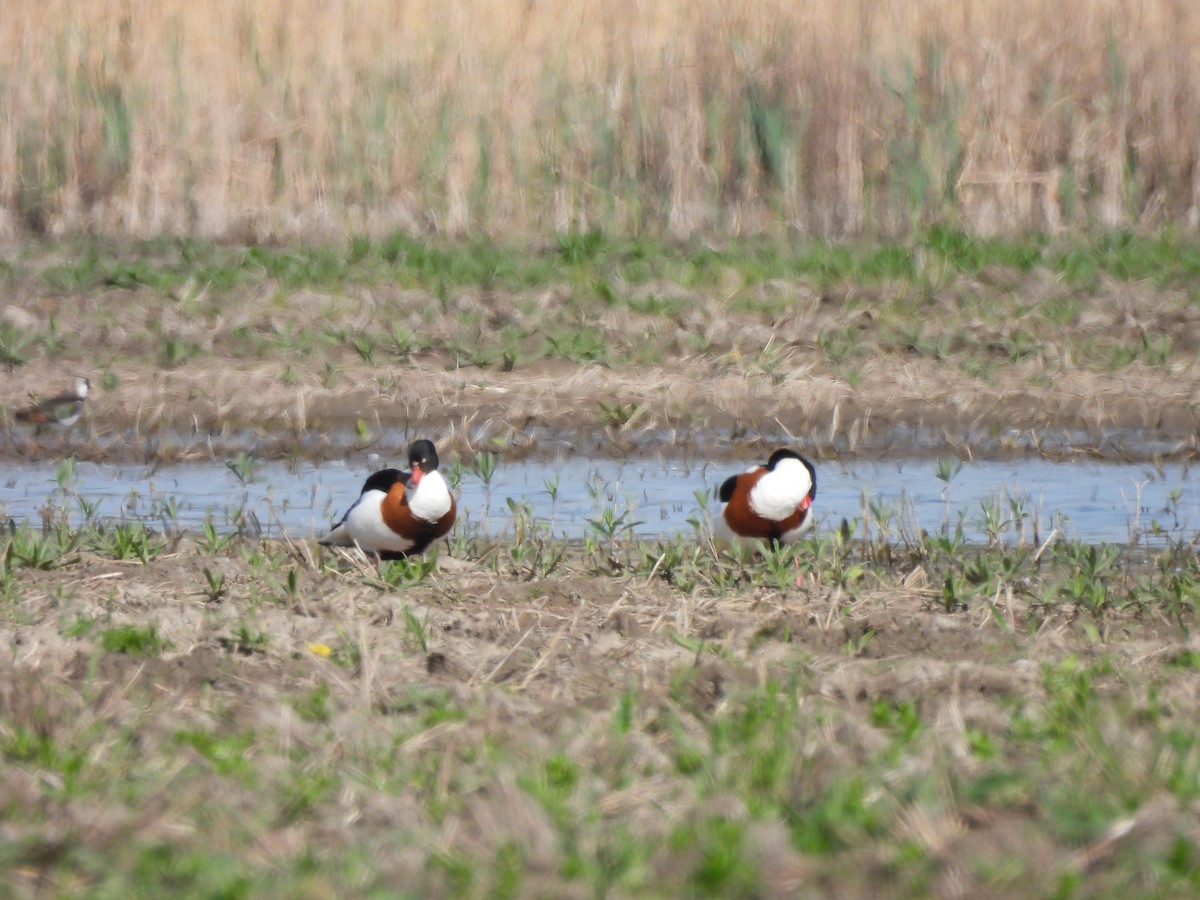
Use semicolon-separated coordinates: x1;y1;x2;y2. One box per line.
4;537;1200;895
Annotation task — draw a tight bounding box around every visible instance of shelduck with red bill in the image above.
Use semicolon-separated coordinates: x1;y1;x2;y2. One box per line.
320;439;456;559
713;448;817;550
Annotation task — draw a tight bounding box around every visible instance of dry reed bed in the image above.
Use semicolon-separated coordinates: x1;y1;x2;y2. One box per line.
4;0;1199;239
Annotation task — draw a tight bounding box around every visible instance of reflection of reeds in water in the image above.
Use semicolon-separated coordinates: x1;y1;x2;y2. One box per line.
3;0;1199;239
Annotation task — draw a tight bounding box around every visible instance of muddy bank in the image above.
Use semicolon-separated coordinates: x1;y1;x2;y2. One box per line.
4;249;1198;464
3;356;1196;464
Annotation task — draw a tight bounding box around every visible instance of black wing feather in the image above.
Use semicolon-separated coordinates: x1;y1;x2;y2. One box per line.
801;456;817;502
360;468;408;495
717;474;741;503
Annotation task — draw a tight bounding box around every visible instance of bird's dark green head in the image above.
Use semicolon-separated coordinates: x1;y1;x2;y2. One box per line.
408;439;440;472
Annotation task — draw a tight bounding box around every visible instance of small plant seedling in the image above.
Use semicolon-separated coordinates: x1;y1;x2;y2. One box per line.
96;522;163;564
380;556;437;588
586;508;644;560
157;495;181;526
330;633;363;670
219;621;268;655
171;729;254;778
845;629;876;657
271;567;303;604
294;682;332;723
599;401;640;429
934;457;963;485
870;699;922;742
100;624;168;657
3;524;74;571
976;495;1006;546
468;450;499;487
34;316;66;355
201;566;226;602
62;614;99;639
669;631;706;655
1054;541;1121;615
403;606;431;653
162;337;198;368
198;520;235;555
390;323;417;358
353;334;377;365
225;452;258;487
0;320;32;370
54;457;77;491
75;495;100;522
354;418;372;448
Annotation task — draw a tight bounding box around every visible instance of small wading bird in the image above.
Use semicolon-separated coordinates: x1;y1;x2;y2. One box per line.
320;439;456;560
12;375;90;450
713;448;817;550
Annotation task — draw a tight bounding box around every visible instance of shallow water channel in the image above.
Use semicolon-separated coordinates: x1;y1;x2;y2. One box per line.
1;453;1196;546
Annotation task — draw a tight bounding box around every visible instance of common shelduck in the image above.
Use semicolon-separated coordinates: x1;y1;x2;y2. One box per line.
713;448;817;549
13;375;90;450
320;439;456;559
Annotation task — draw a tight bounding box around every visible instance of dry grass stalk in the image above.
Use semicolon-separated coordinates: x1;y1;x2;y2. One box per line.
3;0;1199;239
